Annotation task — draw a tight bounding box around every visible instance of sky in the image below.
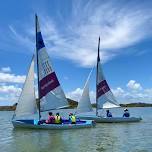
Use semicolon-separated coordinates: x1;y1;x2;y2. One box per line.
1;0;152;105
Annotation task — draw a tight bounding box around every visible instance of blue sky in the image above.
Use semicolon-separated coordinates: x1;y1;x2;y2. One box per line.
1;0;152;105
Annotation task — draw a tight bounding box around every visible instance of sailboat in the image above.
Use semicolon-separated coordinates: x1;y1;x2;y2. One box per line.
12;15;95;129
77;37;142;123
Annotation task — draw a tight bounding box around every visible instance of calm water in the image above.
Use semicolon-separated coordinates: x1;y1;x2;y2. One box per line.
0;107;152;152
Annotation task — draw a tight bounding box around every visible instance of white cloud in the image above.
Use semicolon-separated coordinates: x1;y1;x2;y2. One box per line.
8;25;34;52
127;80;142;91
66;87;96;103
67;81;152;104
7;1;152;67
111;87;125;97
0;84;21;94
0;84;22;104
1;67;11;73
0;72;25;83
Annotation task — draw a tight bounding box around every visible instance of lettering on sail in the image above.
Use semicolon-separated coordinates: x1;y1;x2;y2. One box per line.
39;72;60;99
97;80;110;98
41;80;54;90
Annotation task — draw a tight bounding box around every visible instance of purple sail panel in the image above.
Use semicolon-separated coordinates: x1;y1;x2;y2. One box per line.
39;72;60;99
97;80;110;98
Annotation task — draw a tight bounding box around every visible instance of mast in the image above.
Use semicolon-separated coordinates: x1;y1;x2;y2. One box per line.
96;37;100;116
35;14;41;120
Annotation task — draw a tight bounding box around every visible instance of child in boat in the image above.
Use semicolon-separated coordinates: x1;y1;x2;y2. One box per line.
46;112;55;124
106;110;112;117
123;109;130;117
69;113;76;124
55;113;62;124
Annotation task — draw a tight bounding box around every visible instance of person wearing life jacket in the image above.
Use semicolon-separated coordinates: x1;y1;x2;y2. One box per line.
55;113;62;124
106;110;112;117
45;112;55;124
69;113;76;124
123;109;130;117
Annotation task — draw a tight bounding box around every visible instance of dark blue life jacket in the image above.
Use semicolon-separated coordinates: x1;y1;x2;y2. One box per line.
123;112;130;117
107;112;112;117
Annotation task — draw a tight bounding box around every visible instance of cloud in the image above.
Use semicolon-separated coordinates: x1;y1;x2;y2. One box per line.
66;87;96;103
0;72;25;83
0;84;21;104
0;84;21;94
0;67;11;73
6;1;152;67
126;80;142;91
111;87;125;97
66;78;152;104
8;25;34;52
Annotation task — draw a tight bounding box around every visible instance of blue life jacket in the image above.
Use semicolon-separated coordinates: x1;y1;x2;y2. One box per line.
123;112;130;117
107;112;112;117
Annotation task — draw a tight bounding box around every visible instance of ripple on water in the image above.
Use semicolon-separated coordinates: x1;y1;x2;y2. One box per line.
0;108;152;152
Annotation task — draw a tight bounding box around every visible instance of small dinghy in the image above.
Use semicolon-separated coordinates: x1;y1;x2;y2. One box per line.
12;15;95;130
76;37;142;123
77;114;142;123
12;119;95;130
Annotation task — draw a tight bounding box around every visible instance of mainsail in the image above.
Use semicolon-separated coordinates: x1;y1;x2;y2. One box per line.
35;15;69;112
77;69;93;113
15;56;36;118
96;37;120;110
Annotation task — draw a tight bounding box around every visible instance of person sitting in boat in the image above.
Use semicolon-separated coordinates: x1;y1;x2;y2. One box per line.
106;110;112;117
55;113;62;124
69;113;76;124
45;112;55;124
123;109;130;117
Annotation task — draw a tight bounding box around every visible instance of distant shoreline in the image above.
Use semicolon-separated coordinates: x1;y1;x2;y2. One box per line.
0;99;152;111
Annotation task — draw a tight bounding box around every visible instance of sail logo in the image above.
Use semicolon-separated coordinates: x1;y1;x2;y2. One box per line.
41;79;54;90
39;72;60;99
97;80;110;98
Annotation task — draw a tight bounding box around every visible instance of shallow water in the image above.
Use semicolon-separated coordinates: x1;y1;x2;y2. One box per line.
0;107;152;152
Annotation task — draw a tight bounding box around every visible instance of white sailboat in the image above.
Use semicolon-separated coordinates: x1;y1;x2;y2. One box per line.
12;15;95;129
77;37;142;123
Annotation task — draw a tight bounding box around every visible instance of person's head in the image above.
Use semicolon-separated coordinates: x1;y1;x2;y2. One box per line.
106;110;109;113
69;113;73;116
56;112;59;116
124;109;128;112
49;112;53;116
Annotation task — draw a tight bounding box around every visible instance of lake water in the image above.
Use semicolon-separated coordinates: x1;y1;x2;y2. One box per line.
0;107;152;152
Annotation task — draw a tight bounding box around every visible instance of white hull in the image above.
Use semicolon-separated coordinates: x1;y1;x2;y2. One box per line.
12;119;95;130
77;115;142;123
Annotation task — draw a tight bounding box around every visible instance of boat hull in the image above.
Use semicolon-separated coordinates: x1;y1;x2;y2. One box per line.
12;119;95;130
77;115;142;123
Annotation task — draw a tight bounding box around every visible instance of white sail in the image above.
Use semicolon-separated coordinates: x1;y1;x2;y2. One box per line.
96;38;120;110
15;57;36;117
103;101;119;109
36;15;68;111
77;69;93;113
